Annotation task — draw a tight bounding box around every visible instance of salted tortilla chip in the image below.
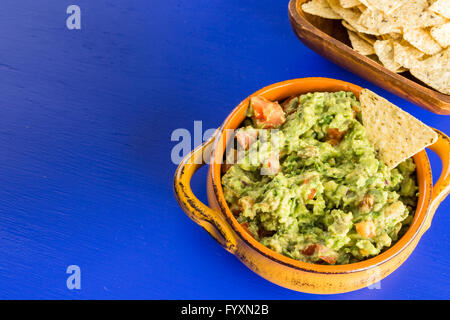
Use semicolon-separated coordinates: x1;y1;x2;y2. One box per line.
327;0;360;20
393;42;425;69
328;0;381;35
404;28;443;55
410;48;450;94
429;0;450;19
364;0;407;14
357;31;377;44
389;0;429;25
374;40;404;72
357;1;444;30
430;22;450;48
342;20;357;31
302;0;342;19
415;10;448;28
340;0;361;8
360;89;438;169
358;8;402;34
348;30;375;55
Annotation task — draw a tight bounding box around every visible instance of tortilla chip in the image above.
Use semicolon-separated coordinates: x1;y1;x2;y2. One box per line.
374;40;404;72
415;10;448;28
328;0;381;35
364;0;408;15
394;0;428;14
359;1;442;30
347;30;375;55
358;8;402;34
302;0;342;19
342;20;357;31
327;0;360;20
410;48;450;94
430;22;450;48
357;31;377;44
356;4;367;11
389;0;429;25
357;0;370;6
360;89;438;169
393;42;425;69
340;0;361;8
388;33;402;40
429;0;450;19
404;28;443;55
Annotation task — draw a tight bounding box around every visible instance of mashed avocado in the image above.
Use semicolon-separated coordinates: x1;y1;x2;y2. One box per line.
222;91;418;265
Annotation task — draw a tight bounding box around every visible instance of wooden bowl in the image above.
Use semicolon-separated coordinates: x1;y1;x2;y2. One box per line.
174;77;450;294
288;0;450;115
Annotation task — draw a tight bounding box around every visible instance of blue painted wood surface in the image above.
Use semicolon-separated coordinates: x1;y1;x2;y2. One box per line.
0;0;448;299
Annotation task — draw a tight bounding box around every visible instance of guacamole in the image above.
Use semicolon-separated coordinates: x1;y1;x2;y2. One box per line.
221;92;418;265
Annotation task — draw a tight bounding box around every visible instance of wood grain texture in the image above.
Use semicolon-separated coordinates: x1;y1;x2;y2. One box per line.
288;0;450;114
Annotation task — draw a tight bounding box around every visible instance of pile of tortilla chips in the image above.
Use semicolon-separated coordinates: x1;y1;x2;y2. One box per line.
302;0;450;95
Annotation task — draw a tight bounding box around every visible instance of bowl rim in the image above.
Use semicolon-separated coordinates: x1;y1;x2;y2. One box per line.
209;77;433;274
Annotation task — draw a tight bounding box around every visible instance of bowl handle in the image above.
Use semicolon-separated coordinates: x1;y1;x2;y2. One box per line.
174;131;237;253
423;129;450;232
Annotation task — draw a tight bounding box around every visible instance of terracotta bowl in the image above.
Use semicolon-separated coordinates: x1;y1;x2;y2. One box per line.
174;77;450;294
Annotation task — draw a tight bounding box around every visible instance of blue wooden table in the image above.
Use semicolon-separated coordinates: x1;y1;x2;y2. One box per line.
0;0;448;299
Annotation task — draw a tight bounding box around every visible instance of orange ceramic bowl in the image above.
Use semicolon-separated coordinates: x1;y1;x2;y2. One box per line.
174;78;450;294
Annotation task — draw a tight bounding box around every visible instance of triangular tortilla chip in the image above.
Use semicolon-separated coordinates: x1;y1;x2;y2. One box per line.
348;30;375;55
429;0;450;19
364;0;408;14
393;41;425;69
430;22;450;48
302;0;342;19
415;10;447;28
404;28;442;55
373;40;405;72
357;31;377;44
410;48;450;95
328;0;381;35
360;89;438;169
358;8;402;34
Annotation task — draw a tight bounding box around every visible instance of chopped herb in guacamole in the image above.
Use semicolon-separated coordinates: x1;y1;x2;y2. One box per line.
221;92;418;265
